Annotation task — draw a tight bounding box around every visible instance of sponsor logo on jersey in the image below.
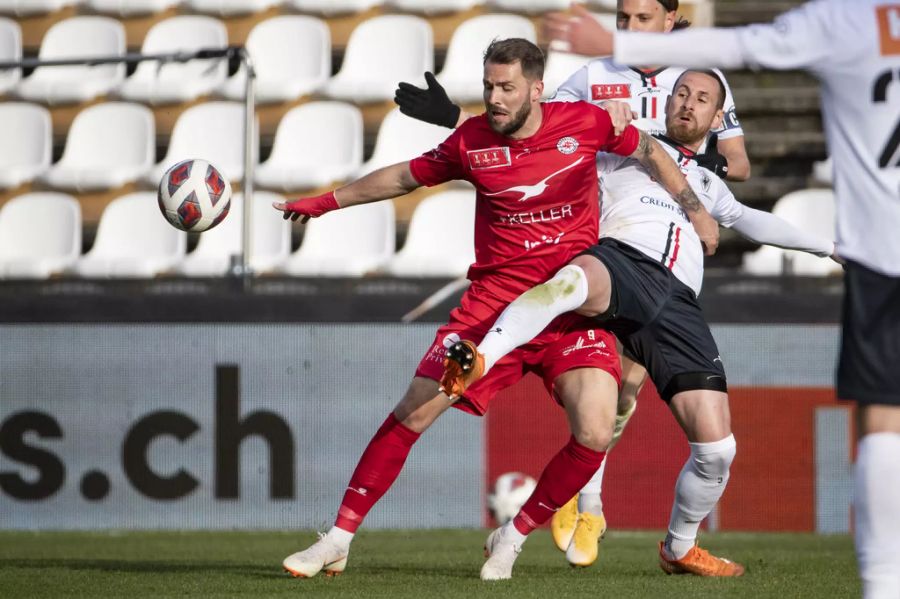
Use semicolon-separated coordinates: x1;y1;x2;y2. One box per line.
560;335;609;356
878;5;900;55
484;156;584;202
499;204;574;226
556;136;579;154
591;83;631;100
466;147;511;169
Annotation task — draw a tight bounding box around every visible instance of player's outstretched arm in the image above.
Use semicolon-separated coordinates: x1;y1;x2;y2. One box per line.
631;130;720;255
273;162;420;222
730;205;837;260
394;72;471;129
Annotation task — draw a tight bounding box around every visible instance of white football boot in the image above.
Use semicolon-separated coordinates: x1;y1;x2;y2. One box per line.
283;533;349;578
480;525;523;581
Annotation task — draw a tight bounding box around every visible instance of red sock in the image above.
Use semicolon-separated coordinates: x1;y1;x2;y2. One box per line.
513;436;606;535
335;413;421;533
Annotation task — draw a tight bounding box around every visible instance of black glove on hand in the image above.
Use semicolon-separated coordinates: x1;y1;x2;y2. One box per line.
694;134;729;179
394;71;461;129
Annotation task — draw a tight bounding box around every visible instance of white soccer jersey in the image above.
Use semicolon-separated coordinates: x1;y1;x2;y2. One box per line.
615;0;900;276
549;58;743;140
596;140;744;295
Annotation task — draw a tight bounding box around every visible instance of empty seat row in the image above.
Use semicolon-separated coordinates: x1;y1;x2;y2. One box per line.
0;12;591;105
0;189;476;278
0;100;453;192
0;0;597;18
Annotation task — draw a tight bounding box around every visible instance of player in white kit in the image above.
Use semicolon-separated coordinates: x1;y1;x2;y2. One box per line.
543;1;900;596
440;69;836;575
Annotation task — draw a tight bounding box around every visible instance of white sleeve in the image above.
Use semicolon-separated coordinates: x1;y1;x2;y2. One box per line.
708;177;745;227
731;206;835;257
548;65;589;103
711;68;743;140
614;0;836;73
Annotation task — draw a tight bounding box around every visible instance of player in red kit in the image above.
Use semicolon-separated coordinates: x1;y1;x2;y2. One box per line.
275;38;717;581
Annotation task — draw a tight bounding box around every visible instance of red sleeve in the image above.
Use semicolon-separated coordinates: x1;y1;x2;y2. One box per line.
590;104;640;157
408;127;466;187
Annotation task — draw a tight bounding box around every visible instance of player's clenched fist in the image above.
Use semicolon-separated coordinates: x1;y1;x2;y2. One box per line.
273;191;340;222
690;209;720;256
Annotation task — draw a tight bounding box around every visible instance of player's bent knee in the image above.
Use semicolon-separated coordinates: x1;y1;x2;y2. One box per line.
691;434;737;481
392;377;448;433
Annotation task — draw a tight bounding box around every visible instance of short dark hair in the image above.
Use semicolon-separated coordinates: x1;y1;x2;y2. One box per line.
483;38;544;81
653;0;691;29
674;69;727;110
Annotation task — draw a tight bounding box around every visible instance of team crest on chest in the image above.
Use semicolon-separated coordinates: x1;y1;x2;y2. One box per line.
467;147;511;169
557;136;579;155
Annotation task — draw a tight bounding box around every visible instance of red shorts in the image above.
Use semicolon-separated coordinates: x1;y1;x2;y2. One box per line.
415;281;621;416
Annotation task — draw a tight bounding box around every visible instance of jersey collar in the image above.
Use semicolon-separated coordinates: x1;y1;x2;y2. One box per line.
654;133;697;161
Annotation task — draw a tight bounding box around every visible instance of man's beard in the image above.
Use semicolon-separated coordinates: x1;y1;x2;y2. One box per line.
666;112;709;146
488;101;531;136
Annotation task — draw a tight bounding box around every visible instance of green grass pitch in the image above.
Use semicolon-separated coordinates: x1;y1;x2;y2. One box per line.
0;530;857;598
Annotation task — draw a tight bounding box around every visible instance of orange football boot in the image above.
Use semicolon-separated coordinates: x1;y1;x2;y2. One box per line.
658;541;745;577
439;340;485;398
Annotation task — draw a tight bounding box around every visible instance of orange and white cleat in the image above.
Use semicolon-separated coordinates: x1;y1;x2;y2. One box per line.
439;339;485;398
658;541;745;577
283;533;349;578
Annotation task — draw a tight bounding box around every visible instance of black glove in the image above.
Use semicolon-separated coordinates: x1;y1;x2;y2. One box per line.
693;134;729;179
394;71;461;129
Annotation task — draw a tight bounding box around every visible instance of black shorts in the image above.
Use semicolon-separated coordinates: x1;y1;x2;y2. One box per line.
837;260;900;406
580;238;726;402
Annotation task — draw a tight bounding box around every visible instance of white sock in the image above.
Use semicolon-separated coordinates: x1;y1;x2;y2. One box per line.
326;526;354;550
478;265;588;373
578;455;607;515
502;520;528;545
854;432;900;599
665;434;736;559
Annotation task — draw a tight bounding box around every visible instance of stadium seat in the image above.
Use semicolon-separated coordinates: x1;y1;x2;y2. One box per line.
176;191;290;276
285;0;381;16
184;0;281;16
386;189;475;277
742;188;840;276
72;191;187;278
357;107;450;177
278;201;395;276
39;102;155;192
0;0;76;17
0;18;21;95
145;101;255;186
15;16;125;105
0;192;81;279
437;14;535;104
84;0;179;16
322;15;432;103
218;15;330;104
255;101;362;191
0;102;51;189
485;0;569;13
543;48;594;98
117;16;228;105
385;0;482;14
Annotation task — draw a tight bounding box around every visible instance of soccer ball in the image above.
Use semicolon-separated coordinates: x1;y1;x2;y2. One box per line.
158;158;232;232
487;472;537;525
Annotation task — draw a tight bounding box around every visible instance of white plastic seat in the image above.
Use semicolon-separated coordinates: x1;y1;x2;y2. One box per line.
485;0;568;12
742;188;840;276
387;190;475;277
279;201;395;276
185;0;281;16
85;0;179;15
285;0;381;16
0;192;81;279
357;107;451;177
322;15;432;103
40;102;155;192
437;14;535;103
256;102;362;191
0;0;75;16
117;16;228;105
218;16;330;104
543;48;594;99
145;101;255;186
0;18;21;95
385;0;481;14
176;191;290;276
73;192;186;278
0;102;51;189
15;16;125;105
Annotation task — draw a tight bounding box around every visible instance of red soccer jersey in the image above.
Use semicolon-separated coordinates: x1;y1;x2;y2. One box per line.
409;101;639;301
